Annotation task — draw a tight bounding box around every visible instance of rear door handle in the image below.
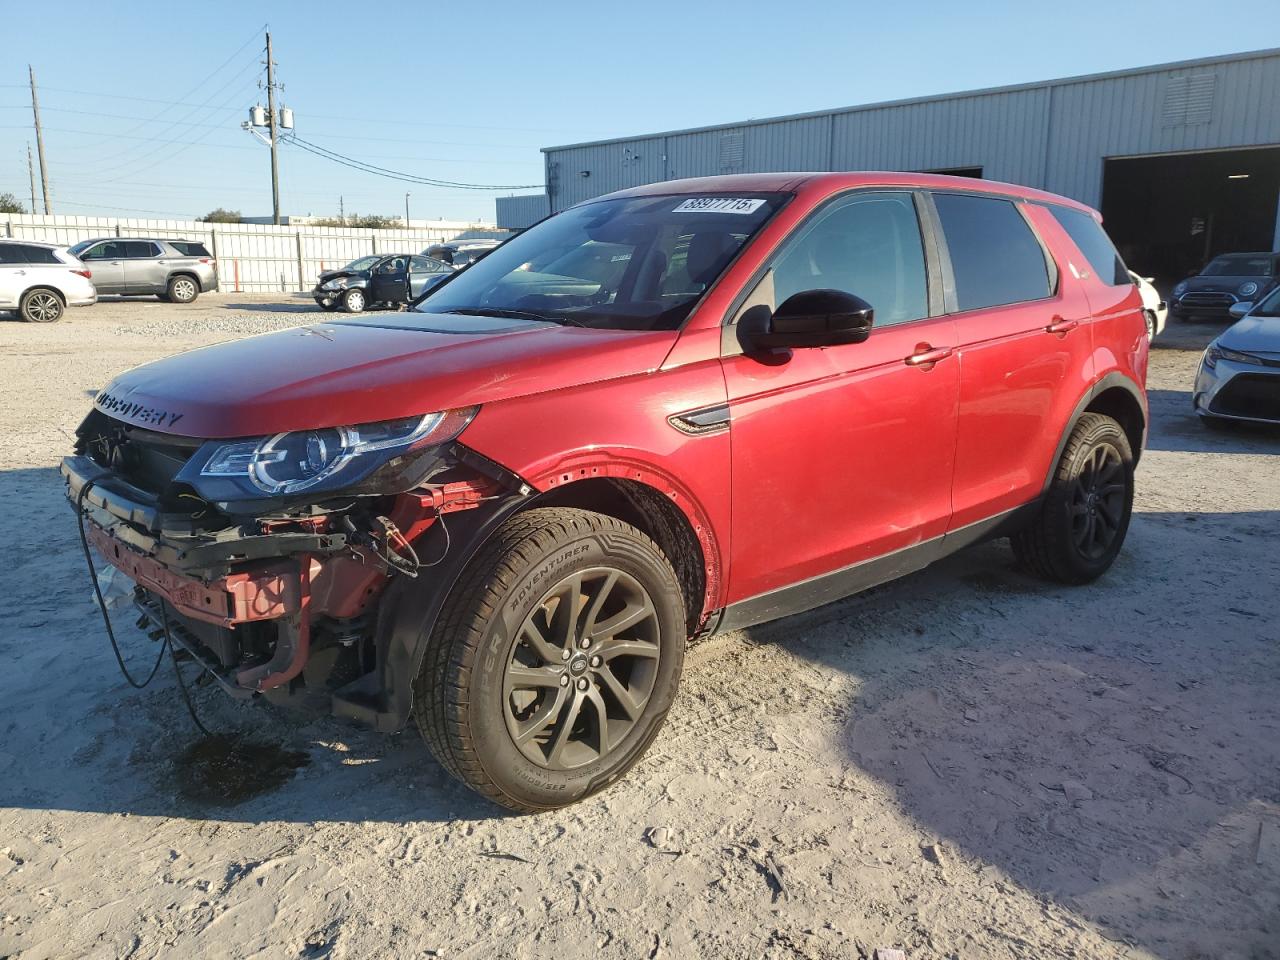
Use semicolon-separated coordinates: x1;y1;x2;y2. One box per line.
904;344;954;366
1046;317;1079;334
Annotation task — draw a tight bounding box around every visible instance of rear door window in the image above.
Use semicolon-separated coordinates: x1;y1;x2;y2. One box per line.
0;243;30;264
1045;205;1129;285
932;193;1052;311
123;240;160;258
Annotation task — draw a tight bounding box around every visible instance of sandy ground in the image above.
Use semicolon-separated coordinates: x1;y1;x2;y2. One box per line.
0;294;1276;960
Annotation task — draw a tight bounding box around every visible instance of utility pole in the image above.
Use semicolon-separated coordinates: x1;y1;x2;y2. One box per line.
405;192;411;227
27;143;37;215
339;195;344;224
265;32;281;225
28;66;51;214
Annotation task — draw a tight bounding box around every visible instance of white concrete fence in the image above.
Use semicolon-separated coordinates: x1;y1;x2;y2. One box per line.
2;214;506;293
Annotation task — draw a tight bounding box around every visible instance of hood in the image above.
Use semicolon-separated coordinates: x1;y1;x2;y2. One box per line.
317;268;368;283
1219;313;1280;357
93;313;677;438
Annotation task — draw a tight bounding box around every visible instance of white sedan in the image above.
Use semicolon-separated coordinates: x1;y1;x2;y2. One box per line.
1130;271;1167;341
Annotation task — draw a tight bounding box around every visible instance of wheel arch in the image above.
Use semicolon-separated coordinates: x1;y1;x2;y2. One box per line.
168;270;203;292
1042;372;1147;495
338;463;719;734
21;284;66;305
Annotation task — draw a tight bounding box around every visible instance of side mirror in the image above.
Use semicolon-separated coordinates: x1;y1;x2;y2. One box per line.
1228;302;1253;319
750;289;874;350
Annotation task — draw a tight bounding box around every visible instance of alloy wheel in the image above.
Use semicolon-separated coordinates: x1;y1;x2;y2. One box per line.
1069;442;1126;560
26;292;62;322
503;567;661;770
173;279;196;302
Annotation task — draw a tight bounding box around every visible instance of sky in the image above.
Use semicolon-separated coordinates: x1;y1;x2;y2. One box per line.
1;0;1276;224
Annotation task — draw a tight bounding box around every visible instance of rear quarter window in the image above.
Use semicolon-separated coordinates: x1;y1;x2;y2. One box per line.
932;193;1052;311
22;246;61;264
169;241;211;257
1046;205;1129;286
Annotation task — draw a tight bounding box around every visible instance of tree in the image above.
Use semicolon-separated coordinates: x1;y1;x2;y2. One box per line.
0;192;27;214
310;213;401;229
198;208;241;223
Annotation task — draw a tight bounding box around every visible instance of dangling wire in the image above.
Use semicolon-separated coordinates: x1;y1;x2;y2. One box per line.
76;481;166;688
161;600;212;736
76;479;211;735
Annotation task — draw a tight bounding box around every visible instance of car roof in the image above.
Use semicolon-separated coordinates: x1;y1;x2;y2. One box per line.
590;171;1097;215
3;239;60;249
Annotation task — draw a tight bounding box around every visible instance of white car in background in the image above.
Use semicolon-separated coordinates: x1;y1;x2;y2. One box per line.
0;240;97;322
1130;271;1166;341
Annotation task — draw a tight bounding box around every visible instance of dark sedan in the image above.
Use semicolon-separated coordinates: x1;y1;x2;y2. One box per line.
313;253;453;313
1169;252;1280;322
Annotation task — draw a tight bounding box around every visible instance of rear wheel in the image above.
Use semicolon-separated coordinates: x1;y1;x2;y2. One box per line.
414;507;686;812
341;288;366;313
19;288;63;323
166;275;198;304
1012;412;1134;584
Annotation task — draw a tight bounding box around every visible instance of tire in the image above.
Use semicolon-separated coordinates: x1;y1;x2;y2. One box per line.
1144;310;1156;342
341;288;366;313
166;275;199;304
19;288;64;323
1012;412;1134;584
414;507;686;812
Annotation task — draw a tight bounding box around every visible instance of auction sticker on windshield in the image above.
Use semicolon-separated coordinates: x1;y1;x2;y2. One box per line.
673;198;767;215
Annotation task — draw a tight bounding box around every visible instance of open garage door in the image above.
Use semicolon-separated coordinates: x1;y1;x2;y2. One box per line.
1101;147;1280;288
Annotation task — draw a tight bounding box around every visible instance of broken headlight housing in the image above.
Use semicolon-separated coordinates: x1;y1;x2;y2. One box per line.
180;408;477;500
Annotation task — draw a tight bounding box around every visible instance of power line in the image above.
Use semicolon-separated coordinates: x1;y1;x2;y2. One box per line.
282;134;541;190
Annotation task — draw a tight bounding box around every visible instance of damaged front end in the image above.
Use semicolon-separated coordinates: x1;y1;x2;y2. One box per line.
62;406;526;726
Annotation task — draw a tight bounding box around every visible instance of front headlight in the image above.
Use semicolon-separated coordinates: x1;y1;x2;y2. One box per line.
189;409;477;498
321;277;349;290
1204;343;1262;369
1173;281;1188;297
1239;281;1259;297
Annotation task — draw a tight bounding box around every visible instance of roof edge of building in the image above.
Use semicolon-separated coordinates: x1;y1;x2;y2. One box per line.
542;46;1280;153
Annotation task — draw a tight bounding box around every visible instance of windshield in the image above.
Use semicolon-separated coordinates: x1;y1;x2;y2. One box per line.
342;255;382;272
1251;285;1280;317
413;193;786;330
68;240;93;255
1202;255;1273;277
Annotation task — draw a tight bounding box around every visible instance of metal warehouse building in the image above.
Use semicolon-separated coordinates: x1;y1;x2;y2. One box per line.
509;48;1280;285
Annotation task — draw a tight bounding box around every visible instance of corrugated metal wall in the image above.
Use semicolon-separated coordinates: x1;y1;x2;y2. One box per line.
1;215;493;292
495;194;551;229
543;49;1280;213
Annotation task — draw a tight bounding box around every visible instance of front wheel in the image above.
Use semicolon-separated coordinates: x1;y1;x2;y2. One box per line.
1012;412;1134;584
20;288;63;323
341;288;366;313
166;275;199;304
1144;310;1156;341
414;507;686;812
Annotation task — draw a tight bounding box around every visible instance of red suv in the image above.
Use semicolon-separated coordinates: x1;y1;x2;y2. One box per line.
64;173;1148;811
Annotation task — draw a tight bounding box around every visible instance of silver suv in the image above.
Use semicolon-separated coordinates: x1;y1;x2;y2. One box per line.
67;238;218;303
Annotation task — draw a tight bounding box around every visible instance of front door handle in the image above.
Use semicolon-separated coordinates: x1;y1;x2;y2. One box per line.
905;344;954;366
1046;317;1079;334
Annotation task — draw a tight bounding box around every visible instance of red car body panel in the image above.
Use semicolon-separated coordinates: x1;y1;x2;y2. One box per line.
93;320;677;439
